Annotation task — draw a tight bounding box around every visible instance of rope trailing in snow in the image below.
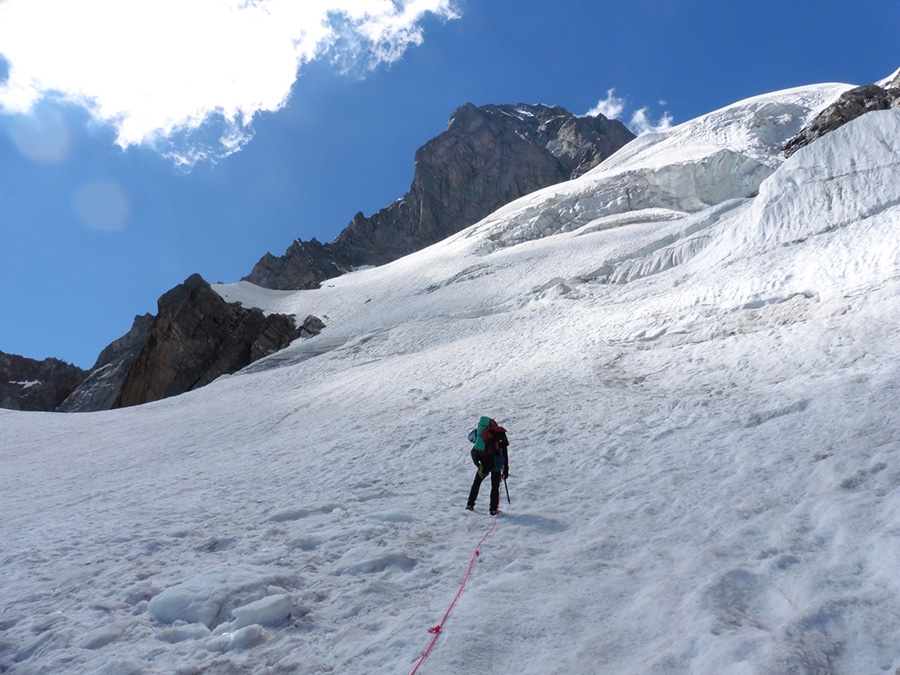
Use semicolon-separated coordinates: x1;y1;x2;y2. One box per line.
409;511;500;675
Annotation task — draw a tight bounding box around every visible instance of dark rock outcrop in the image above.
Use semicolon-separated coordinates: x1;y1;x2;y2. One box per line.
0;351;86;412
58;313;155;412
91;313;156;371
784;83;900;157
245;102;635;290
114;274;321;408
250;313;325;363
247;238;347;291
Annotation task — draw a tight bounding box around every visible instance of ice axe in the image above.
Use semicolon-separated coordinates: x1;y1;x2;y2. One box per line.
504;477;511;504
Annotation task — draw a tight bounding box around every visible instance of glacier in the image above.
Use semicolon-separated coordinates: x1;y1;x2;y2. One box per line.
3;78;900;674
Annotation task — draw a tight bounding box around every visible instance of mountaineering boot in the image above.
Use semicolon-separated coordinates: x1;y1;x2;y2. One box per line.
465;505;474;511
490;509;500;516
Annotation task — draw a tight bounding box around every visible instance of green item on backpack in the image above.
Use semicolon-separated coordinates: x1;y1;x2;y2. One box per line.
472;415;491;453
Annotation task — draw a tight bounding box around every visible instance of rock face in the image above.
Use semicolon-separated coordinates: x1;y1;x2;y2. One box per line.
247;238;346;291
0;351;86;412
51;277;324;412
58;313;155;412
245;102;635;290
783;83;900;157
115;274;322;408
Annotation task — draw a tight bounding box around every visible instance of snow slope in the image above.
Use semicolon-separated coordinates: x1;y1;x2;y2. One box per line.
4;81;900;674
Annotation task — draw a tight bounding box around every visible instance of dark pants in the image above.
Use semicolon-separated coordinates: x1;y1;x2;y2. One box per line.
467;469;501;511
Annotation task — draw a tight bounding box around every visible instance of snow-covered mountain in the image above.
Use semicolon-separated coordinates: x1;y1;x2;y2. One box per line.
3;74;900;674
244;102;635;289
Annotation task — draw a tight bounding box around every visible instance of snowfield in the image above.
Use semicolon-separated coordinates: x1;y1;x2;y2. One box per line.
4;80;900;674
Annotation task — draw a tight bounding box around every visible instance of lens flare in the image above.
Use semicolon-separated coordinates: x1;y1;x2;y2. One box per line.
8;107;72;163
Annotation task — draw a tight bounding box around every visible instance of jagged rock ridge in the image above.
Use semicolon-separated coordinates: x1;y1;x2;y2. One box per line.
32;276;323;413
245;102;635;290
0;351;86;412
783;83;900;157
115;274;323;409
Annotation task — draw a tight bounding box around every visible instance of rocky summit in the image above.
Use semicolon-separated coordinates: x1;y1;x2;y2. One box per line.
244;102;635;290
115;274;322;409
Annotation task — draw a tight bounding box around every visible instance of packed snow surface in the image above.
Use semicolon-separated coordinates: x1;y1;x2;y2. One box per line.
4;83;900;674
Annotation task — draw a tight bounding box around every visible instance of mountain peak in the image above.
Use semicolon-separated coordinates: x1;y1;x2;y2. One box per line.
244;101;635;290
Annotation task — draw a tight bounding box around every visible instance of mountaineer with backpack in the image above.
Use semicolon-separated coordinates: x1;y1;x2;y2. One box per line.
466;417;509;515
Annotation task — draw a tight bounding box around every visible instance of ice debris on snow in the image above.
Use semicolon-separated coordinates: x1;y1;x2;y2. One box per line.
207;624;266;653
231;593;292;628
155;622;212;643
147;566;292;630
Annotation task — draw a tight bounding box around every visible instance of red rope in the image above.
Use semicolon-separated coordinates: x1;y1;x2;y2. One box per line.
409;511;500;675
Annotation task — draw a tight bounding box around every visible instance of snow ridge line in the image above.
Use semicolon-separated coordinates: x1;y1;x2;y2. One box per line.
409;511;501;674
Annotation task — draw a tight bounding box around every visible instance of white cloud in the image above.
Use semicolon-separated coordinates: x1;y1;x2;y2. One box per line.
586;88;673;137
629;107;674;136
587;89;626;120
0;0;458;165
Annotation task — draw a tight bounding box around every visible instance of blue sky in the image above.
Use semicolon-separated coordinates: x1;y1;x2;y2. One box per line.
1;0;897;369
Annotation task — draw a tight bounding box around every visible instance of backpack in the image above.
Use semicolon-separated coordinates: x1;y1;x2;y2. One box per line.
470;416;491;455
